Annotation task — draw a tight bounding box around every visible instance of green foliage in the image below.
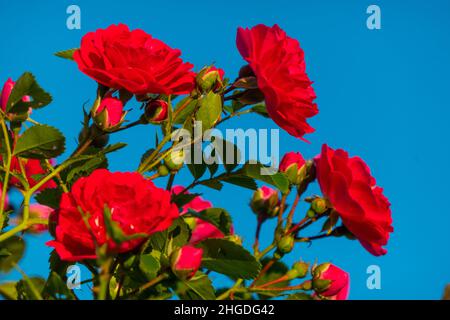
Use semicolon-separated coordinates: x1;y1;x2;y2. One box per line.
196;92;222;131
54;48;78;61
6;72;52;113
0;236;25;272
0;282;18;300
35;187;63;209
199;239;261;280
173;272;216;300
139;254;161;281
13;125;65;159
187;208;233;236
16;277;45;300
241;162;289;193
253;258;290;299
42;272;76;300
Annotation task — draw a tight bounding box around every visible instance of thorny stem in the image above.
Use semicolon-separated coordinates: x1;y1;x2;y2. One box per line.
0;119;12;229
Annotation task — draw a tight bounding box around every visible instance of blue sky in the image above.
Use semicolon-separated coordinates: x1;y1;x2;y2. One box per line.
1;0;449;299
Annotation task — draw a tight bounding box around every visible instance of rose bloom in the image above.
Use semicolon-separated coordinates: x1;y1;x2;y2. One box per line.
9;157;57;191
93;94;125;129
74;24;195;95
171;186;232;244
315;145;393;256
236;24;318;141
47;169;179;261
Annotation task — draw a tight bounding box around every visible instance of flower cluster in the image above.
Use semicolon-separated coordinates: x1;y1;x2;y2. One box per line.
0;22;392;301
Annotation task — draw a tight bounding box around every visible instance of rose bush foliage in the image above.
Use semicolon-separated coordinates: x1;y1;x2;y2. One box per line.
0;23;392;300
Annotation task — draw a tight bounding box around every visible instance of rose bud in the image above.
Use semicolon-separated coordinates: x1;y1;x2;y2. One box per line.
27;204;54;234
92;94;126;131
171;245;203;280
164;149;185;172
157;163;170;177
250;186;280;219
1;78;31;121
276;234;295;254
238;64;255;78
144;99;168;123
312;263;350;300
196;66;225;93
311;197;328;214
286;261;310;280
279;152;307;185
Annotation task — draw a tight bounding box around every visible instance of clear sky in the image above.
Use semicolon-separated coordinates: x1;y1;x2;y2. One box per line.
1;0;449;299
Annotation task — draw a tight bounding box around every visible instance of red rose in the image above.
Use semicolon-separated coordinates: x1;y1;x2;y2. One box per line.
10;157;57;191
47;169;179;261
74;24;195;95
313;263;350;300
236;24;318;141
315;145;393;256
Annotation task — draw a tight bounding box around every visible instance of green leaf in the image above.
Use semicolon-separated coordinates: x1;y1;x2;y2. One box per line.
0;236;25;273
196;92;222;131
35;188;63;209
16;277;45;300
65;154;107;185
174;97;198;124
43;272;76;300
13;125;65;159
212;137;241;172
6;72;52;113
199;239;261;280
251;104;269;118
54;48;78;61
241;162;289;193
200;180;223;191
221;175;257;190
187;208;232;236
139;254;161;281
174;272;216;300
171;192;200;208
169;218;191;248
101;142;127;154
0;282;18;300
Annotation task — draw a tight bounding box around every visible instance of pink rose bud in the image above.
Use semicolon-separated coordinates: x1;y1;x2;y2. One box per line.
93;94;126;130
196;66;225;93
250;186;280;219
312;263;350;300
144;99;168;123
27;204;54;234
171;245;203;280
1;78;31;117
279;152;307;185
189;218;232;245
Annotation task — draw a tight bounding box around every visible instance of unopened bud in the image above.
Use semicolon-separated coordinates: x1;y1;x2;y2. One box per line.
164;149;185;172
157;164;170;177
311;198;328;214
196;66;224;93
144;99;168;123
170;245;203;280
277;235;295;254
250;186;280;219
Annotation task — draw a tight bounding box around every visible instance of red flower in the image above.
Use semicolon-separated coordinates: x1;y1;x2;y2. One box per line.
47;169;179;261
10;157;57;191
93;94;126;130
315;145;393;256
74;24;195;95
236;24;318;141
144;99;168;123
313;263;350;300
171;245;203;280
